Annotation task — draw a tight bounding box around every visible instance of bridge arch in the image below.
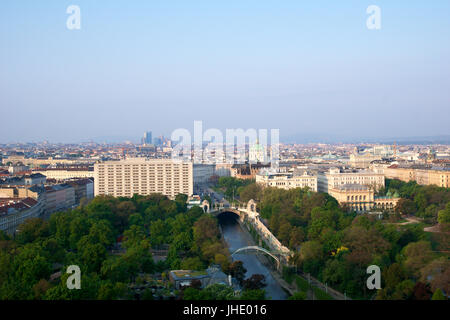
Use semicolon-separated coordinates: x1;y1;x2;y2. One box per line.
216;209;241;219
231;246;280;269
201;199;210;213
247;199;257;213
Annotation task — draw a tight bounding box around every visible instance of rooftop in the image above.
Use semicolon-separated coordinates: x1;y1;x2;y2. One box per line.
169;270;208;280
334;184;371;191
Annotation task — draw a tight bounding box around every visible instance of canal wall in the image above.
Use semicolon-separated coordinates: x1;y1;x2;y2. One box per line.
232;216;295;296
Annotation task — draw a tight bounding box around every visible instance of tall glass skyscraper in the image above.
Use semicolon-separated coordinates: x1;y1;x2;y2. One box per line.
143;131;152;145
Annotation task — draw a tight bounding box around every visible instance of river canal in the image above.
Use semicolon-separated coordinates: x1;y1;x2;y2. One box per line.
218;212;288;300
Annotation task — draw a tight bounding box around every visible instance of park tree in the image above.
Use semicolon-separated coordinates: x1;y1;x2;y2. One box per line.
97;281;127;300
277;222;292;246
412;281;432;300
227;260;247;285
128;213;144;227
242;274;266;290
122;225;146;249
402;241;435;278
13;243;52;289
390;280;415;300
86;220;115;248
395;199;417;215
289;227;305;249
343;225;390;267
41;237;65;263
169;214;192;234
193;214;219;246
307;207;336;240
123;241;155;276
203;284;235;300
32;279;51;299
298;240;323;268
288;291;307;300
68;215;91;249
182;287;210;300
16;218;50;244
420;257;450;294
0;230;11;241
201;242;228;263
115;200;136;231
77;238;107;273
383;263;407;292
322;258;350;290
239;183;262;203
240;289;266;300
175;193;188;212
214;253;230;272
437;202;450;231
180;257;205;271
100;256;132;283
431;288;446;300
149;219;170;247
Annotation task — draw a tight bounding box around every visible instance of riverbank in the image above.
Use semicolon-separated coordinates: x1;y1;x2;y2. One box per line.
219;213;292;299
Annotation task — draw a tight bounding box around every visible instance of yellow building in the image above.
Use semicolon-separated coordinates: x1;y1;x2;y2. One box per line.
33;168;94;180
329;184;400;213
384;165;449;188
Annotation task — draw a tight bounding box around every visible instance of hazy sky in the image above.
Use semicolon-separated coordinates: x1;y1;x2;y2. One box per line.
1;1;449;143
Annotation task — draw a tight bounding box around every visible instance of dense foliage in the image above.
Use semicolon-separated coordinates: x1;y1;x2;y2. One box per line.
215;177;255;200
0;193;230;300
237;180;449;299
381;179;450;224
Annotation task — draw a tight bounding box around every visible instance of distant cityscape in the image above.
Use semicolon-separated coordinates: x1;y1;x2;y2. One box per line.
1;131;449;236
1;1;449;304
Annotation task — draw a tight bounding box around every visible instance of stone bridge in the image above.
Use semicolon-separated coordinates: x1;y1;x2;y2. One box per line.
205;199;292;268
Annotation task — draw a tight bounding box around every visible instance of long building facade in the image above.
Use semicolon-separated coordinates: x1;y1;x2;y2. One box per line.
317;168;385;193
382;165;450;188
94;158;193;199
256;171;318;191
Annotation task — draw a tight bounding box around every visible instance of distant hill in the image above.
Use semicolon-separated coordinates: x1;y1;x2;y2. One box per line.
281;134;450;145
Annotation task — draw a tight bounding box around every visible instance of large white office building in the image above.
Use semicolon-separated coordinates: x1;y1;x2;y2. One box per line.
94;158;193;199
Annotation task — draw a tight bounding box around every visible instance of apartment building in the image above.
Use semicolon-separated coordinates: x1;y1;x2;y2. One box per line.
317;167;385;193
44;184;76;215
66;179;94;203
383;164;450;188
0;186;47;235
0;173;46;186
256;171;318;191
0;197;45;235
94;158;193;199
33;167;94;180
0;185;43;199
2;155;96;167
